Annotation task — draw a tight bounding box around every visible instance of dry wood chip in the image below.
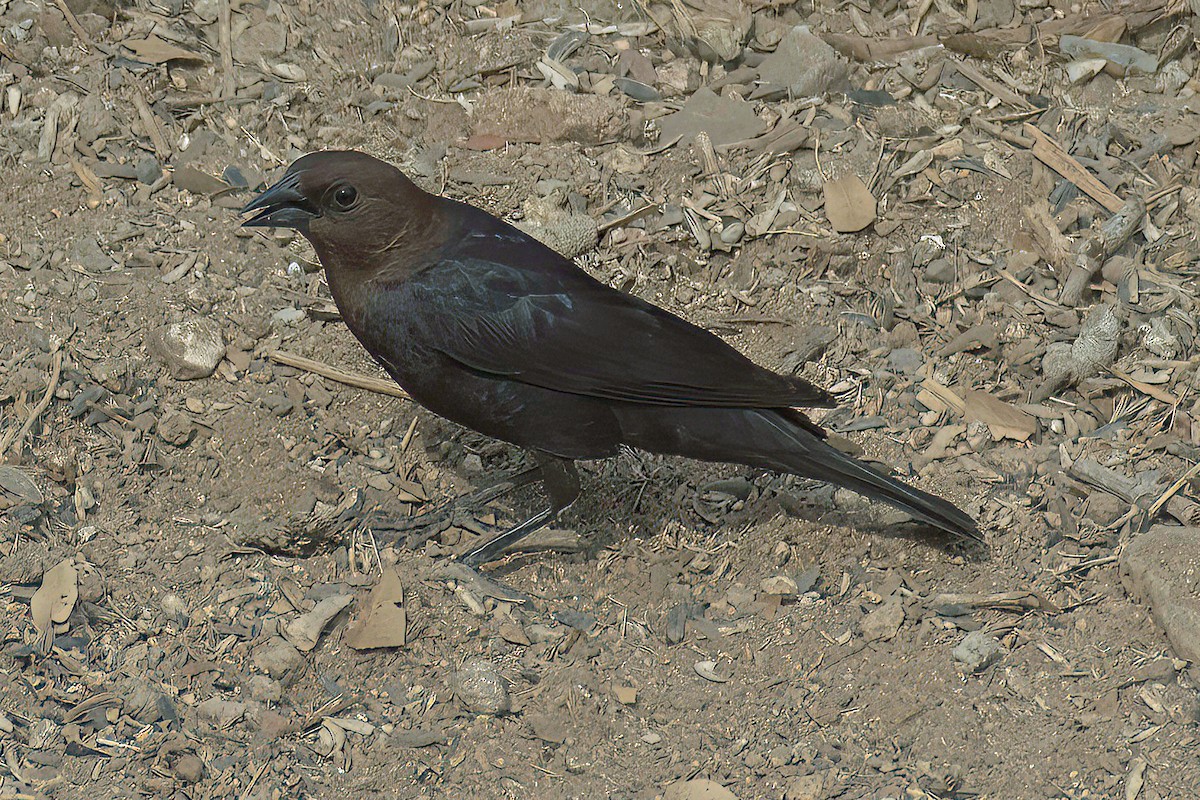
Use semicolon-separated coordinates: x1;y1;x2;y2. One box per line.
345;569;407;650
924;424;967;460
31;559;78;651
693;660;732;682
283;593;354;652
665;778;739;800
123;35;208;64
920;376;966;414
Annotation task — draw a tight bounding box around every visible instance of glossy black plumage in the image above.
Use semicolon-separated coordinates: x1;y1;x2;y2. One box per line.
242;150;980;563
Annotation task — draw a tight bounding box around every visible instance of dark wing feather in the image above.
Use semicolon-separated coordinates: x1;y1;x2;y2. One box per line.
399;217;835;410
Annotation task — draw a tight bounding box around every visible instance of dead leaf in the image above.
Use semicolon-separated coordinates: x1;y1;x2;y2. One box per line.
964;389;1037;441
345;569;407;650
823;174;876;233
123;35;208;64
31;559;78;652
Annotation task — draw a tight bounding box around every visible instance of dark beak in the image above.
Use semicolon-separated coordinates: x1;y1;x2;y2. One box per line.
241;172;318;231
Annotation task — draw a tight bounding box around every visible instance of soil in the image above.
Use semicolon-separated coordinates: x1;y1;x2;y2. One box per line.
2;1;1200;799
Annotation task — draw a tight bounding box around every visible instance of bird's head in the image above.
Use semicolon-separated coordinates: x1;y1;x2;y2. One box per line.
241;150;432;269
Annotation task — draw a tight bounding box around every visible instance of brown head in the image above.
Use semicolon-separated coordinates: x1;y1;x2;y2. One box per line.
241;150;436;272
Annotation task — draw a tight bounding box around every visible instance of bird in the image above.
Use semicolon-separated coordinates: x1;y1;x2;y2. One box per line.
241;150;980;565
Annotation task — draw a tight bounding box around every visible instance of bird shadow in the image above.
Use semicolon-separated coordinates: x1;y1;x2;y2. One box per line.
430;450;988;572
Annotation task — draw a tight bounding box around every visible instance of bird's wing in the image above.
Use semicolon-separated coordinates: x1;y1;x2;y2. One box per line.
398;228;835;409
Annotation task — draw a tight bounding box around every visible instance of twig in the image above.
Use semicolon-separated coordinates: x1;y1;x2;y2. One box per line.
267;350;411;400
52;0;94;52
598;202;660;233
996;268;1065;309
0;39;25;66
1023;123;1124;213
954;61;1034;111
1110;367;1178;406
0;350;64;459
1059;196;1145;306
1148;459;1200;518
219;0;236;99
238;761;270;800
131;82;171;160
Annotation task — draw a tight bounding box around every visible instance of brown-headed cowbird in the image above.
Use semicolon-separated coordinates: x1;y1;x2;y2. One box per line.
242;150;979;564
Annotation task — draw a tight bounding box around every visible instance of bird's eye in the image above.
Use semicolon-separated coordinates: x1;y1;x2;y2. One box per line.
333;185;358;209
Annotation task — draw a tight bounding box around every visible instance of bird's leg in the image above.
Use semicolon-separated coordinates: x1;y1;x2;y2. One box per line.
362;465;542;545
458;454;580;566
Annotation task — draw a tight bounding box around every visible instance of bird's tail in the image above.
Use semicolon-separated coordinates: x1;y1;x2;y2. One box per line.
759;411;980;540
616;406;980;542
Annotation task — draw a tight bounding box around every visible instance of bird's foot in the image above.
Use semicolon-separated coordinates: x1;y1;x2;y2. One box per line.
358;466;542;549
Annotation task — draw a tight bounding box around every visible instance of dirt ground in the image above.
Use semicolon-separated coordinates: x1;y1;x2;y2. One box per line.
3;0;1200;798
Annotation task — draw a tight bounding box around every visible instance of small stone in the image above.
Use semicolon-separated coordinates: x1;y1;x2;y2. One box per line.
515;214;599;259
785;771;828;800
452;657;511;715
159;593;188;617
886;347;924;374
256;710;298;740
135;157;161;185
924;258;955;283
614;684;637;705
174;165;228;195
526;624;564;643
953;630;1004;673
252;636;305;682
861;597;904;642
1085;491;1123;526
261;392;293;416
192;0;219;21
658;87;765;147
234;20;287;61
719;221;745;245
69;236;116;272
148;319;226;380
271;63;307;82
156;412;195;446
1120;525;1200;662
124;682;165;723
768;744;792;767
172;754;204;783
248;675;282;703
223;165;251;188
760;575;799;597
195;697;247;728
757;26;848;97
272;307;306;325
